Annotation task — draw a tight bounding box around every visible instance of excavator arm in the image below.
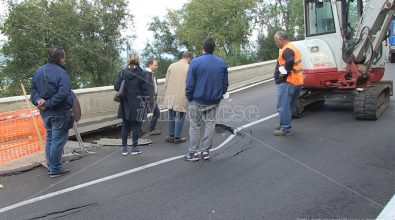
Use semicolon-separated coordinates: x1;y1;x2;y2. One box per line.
346;0;394;119
349;0;395;71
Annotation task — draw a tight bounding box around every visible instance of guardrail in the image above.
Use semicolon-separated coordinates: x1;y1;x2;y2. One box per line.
0;60;276;134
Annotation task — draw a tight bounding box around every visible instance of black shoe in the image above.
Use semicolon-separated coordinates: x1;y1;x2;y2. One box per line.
184;152;199;161
165;136;174;143
49;169;70;178
174;137;187;144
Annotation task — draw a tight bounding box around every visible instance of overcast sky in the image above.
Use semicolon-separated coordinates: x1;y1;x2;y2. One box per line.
129;0;186;52
0;0;187;51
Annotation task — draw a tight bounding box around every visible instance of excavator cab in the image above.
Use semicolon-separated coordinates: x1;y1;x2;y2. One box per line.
305;0;337;36
303;0;365;71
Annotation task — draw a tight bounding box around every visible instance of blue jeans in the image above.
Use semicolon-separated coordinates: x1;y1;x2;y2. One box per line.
276;83;298;133
149;104;160;131
43;113;70;174
168;109;185;138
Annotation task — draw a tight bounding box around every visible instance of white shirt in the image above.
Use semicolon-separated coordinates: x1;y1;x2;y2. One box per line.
145;67;158;95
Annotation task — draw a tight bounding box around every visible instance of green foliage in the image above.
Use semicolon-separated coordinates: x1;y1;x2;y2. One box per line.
151;58;174;79
256;27;282;61
0;0;131;97
0;0;307;97
254;0;304;61
178;0;256;66
142;0;256;71
142;0;305;71
141;15;183;79
144;16;183;59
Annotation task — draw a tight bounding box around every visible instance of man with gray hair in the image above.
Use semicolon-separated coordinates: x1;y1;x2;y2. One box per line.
164;52;193;144
273;30;304;136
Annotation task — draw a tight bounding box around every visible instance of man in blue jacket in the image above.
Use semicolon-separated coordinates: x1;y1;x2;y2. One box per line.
30;47;73;178
185;38;229;161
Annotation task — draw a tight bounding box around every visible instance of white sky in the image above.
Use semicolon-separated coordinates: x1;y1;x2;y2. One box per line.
127;0;187;52
0;0;187;51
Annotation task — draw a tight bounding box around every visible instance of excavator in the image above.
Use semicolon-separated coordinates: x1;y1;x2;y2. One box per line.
293;0;394;120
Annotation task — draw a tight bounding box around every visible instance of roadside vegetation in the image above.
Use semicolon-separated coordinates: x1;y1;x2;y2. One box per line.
0;0;303;97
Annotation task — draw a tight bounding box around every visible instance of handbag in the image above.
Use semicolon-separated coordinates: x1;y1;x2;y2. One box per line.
67;112;75;129
114;79;125;102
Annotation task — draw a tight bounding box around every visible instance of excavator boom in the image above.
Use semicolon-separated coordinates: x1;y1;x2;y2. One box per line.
351;0;395;67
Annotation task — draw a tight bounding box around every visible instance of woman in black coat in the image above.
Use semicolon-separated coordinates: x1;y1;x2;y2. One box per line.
114;54;150;155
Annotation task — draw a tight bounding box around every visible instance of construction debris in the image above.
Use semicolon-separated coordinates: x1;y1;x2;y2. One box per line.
95;138;152;147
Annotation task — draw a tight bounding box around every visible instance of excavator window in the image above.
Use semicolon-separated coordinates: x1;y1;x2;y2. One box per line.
305;0;336;36
346;0;360;35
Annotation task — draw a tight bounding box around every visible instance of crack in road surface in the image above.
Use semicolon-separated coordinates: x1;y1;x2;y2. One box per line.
29;203;98;220
231;146;255;158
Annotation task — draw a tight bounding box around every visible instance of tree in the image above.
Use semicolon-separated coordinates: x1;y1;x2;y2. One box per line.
256;27;282;61
142;0;256;70
141;15;184;78
254;0;304;61
178;0;256;66
75;0;131;87
0;0;131;97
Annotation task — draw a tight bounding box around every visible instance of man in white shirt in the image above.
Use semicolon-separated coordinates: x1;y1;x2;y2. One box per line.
145;59;161;135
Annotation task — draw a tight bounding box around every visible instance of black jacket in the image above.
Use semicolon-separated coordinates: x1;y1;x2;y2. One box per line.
146;70;157;112
274;48;295;85
30;63;73;117
114;66;150;122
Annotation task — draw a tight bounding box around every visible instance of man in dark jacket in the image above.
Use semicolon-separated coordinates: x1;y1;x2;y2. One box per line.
30;47;73;178
185;38;229;161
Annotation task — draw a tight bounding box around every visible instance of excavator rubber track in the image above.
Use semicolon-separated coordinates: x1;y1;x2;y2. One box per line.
354;84;392;120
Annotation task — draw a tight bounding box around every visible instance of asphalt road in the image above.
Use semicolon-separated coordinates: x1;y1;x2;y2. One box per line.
0;64;394;220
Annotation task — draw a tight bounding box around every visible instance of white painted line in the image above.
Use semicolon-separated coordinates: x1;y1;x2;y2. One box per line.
376;194;395;220
0;156;182;213
211;113;278;152
157;78;273;114
0;113;278;214
229;78;274;94
237;113;278;131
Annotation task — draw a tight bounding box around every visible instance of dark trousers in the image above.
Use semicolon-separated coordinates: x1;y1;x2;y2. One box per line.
121;119;141;148
149;104;160;131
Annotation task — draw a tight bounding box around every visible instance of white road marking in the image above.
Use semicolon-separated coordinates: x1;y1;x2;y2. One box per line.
229;78;274;94
0;113;278;213
376;194;395;220
157;78;273;113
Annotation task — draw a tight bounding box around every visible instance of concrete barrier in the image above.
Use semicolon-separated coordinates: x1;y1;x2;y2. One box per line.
0;60;276;134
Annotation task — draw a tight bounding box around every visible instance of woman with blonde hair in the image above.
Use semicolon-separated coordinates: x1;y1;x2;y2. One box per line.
114;54;150;155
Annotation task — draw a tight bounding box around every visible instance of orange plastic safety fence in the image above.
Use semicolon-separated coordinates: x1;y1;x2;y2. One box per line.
0;109;46;164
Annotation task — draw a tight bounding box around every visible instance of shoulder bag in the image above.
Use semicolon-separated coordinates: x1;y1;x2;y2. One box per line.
114;70;125;102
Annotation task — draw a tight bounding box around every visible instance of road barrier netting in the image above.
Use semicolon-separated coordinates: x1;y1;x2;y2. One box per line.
0;109;46;164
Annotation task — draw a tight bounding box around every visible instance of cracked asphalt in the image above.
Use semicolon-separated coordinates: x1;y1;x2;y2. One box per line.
0;64;394;220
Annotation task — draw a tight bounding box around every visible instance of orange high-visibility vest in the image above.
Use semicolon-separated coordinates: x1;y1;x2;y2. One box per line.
278;42;304;86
